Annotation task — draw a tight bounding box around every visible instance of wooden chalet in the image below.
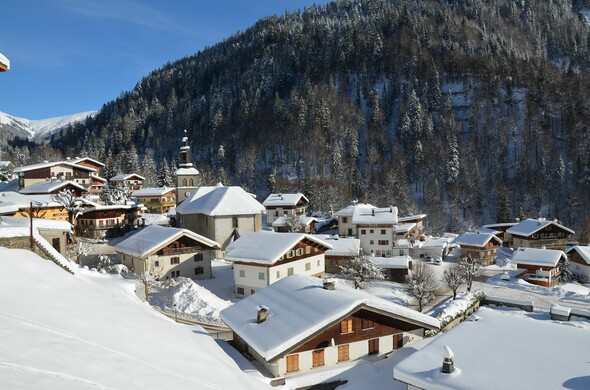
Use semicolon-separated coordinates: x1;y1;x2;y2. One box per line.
263;193;309;227
315;234;361;274
133;187;176;214
506;218;574;250
109;173;145;193
19;180;88;198
221;275;439;380
77;203;144;239
512;247;566;287
454;232;502;266
565;245;590;283
224;231;332;298
14;161;97;190
115;225;220;280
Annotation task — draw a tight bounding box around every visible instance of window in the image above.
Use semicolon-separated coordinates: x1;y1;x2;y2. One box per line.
361;319;374;330
370;240;374;245
171;257;180;265
378;240;389;246
258;272;265;280
312;349;325;367
236;287;244;295
232;217;239;228
296;248;304;256
195;266;203;275
305;246;311;254
370;229;374;234
287;267;294;276
171;270;180;278
239;270;246;277
368;338;379;355
189;178;194;186
381;229;386;234
250;289;256;295
154;261;160;267
338;345;350;362
287;250;295;258
286;354;299;373
276;271;280;279
182;179;187;186
393;333;403;349
194;253;204;262
305;262;311;271
340;319;353;334
317;259;320;266
361;229;366;235
275;211;279;216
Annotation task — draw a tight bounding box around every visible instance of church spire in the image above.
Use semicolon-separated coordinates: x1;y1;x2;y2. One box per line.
178;129;193;168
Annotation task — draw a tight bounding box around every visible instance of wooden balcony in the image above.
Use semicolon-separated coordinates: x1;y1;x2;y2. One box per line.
158;246;201;256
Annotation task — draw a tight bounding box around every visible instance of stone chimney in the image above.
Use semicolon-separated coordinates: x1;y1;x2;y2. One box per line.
441;345;455;374
256;305;269;324
322;277;336;290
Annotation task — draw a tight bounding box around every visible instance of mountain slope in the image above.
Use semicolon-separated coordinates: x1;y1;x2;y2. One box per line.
48;0;590;236
0;111;97;141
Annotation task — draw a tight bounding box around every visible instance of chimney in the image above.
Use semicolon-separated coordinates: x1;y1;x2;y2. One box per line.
371;208;375;217
441;345;455;374
389;206;393;213
256;305;269;323
322;277;336;290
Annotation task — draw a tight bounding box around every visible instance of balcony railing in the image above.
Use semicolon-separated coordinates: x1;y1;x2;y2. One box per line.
158;246;201;255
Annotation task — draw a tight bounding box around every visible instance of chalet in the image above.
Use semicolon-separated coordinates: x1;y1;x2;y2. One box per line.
372;255;412;283
272;216;317;233
224;231;332;298
19;180;88;198
335;203;399;257
0;52;9;71
115;225;220;280
315;234;361;274
511;247;566;287
70;157;105;176
176;184;265;250
397;214;427;241
506;218;574;250
413;234;457;260
481;222;518;247
453;232;502;266
220;275;439;379
13;161;97;190
0;191;70;222
263;193;309;227
565;245;590;283
109;173;145;193
77;203;144;239
394;307;589;390
133;187;176;214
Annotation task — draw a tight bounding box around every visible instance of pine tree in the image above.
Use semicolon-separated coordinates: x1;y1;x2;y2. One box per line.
496;194;512;223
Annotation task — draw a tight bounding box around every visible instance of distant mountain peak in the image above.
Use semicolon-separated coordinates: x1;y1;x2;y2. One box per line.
0;110;97;141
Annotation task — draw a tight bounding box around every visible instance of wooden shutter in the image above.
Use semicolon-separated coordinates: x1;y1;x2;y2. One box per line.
286;354;299;372
393;333;403;349
312;349;325;367
338;345;350;362
368;338;379;355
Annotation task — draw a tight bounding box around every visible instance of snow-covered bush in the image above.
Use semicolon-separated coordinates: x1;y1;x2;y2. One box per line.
339;254;384;289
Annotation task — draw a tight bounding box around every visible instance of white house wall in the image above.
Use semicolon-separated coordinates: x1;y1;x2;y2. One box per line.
121;251;213;280
569;262;590;283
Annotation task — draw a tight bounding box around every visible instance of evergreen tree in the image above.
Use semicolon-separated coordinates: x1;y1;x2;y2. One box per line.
496;194;512;223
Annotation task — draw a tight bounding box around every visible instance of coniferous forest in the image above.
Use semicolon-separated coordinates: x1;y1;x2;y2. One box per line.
6;0;590;239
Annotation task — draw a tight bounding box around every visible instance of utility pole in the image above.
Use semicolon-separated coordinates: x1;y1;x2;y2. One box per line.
29;202;34;249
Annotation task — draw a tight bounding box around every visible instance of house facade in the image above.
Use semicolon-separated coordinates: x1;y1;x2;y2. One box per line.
506;218;574;250
14;161;98;190
77;203;144;239
565;245;590;283
115;225;220;280
272;216;317;233
176;184;265;250
512;247;566;287
109;173;145;193
263;193;309;227
133;187;176;214
19;180;88;198
453;232;502;266
225;231;331;298
315;234;361;274
221;275;439;379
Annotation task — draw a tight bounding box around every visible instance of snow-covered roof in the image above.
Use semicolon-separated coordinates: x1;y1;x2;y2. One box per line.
0;215;71;232
566;245;590;265
70;157;105;167
418;235;455;249
175;167;200;176
0;191;60;214
511;247;566;267
335;202;375;217
109;173;146;181
372;255;410;269
220;275;439;362
263;193;309;207
453;232;501;248
352;204;398;224
482;222;518;230
271;216;317;227
398;214;427;222
0;52;9;70
395;238;412;248
476;226;501;235
224;231;332;264
114;225;220;258
13;161;96;173
315;234;360;257
19;180;87;194
0;160;13;168
132;187;176;197
394;307;589;390
80;203;142;214
507;218;574;236
395;222;416;233
176;185;265;216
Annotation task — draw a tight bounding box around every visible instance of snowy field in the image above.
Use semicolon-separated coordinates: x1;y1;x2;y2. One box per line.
0;247;268;390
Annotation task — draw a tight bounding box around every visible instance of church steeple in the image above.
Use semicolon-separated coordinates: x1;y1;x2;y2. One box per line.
175;130;200;206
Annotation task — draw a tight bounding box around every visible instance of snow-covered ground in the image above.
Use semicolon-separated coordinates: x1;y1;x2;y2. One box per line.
0;247;269;390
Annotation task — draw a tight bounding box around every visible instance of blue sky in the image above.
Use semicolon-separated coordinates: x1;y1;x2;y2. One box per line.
0;0;330;120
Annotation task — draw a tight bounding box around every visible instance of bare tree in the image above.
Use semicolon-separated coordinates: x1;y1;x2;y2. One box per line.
458;254;481;292
53;189;83;225
408;261;439;312
67;238;91;265
442;264;464;300
339;254;384;289
283;215;305;232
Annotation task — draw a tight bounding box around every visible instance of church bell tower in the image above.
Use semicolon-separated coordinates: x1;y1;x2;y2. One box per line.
175;130;200;205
